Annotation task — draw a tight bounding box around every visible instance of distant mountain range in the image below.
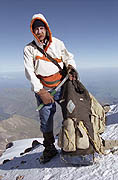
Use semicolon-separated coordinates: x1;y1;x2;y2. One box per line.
0;114;42;155
0;68;118;155
79;67;118;105
0;68;118;121
0;111;62;156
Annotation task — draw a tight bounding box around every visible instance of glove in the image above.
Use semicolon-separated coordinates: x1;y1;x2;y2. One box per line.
37;88;54;104
67;65;78;81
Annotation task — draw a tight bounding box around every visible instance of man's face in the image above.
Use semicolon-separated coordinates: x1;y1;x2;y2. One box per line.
34;26;46;42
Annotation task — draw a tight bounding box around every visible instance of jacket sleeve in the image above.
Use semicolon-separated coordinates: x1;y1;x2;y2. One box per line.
60;41;77;69
24;46;43;92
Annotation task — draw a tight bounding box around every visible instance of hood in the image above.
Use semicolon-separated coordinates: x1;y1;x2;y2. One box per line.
30;13;52;50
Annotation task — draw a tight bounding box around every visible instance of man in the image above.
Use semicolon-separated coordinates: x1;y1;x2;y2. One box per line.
24;13;78;163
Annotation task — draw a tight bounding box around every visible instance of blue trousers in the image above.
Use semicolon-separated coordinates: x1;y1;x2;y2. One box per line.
35;88;62;133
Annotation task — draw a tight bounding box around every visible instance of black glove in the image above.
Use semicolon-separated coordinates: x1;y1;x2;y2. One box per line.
67;65;78;80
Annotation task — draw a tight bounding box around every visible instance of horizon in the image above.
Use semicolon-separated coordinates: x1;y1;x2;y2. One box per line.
0;67;118;105
0;66;118;74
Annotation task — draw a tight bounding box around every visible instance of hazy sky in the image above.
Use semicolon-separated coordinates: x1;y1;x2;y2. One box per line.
0;0;118;72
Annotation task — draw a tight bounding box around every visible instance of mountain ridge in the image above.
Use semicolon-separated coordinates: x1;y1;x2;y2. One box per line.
0;114;42;155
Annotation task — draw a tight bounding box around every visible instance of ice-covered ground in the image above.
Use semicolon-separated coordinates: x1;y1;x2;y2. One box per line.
0;104;118;180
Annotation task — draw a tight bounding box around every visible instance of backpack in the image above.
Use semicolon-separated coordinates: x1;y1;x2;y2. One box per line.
58;79;106;155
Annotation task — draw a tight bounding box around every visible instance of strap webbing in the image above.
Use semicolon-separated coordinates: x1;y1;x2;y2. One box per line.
32;40;62;71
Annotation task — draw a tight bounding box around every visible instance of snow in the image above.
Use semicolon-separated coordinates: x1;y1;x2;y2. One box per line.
0;105;118;180
107;104;118;116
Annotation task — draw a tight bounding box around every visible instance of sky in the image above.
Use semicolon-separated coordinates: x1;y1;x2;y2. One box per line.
0;0;118;73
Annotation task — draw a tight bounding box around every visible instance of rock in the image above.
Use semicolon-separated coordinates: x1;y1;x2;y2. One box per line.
32;140;41;148
16;175;24;180
0;151;3;157
20;140;41;156
24;147;32;153
3;159;11;164
20;147;32;156
6;142;13;149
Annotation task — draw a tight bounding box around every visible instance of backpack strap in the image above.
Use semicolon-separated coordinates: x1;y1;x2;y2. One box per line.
32;40;62;71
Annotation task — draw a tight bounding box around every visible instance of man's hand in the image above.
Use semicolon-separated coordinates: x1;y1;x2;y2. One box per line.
67;65;78;81
37;88;54;104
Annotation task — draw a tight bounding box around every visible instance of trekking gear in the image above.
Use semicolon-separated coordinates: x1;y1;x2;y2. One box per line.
43;131;55;146
103;104;110;114
36;72;63;88
32;40;68;88
30;14;52;49
90;93;106;135
60;152;94;167
67;64;78;80
40;144;58;163
40;131;58;163
103;140;118;151
36;74;68;111
24;13;76;92
32;19;46;31
32;40;62;71
32;39;69;79
58;79;106;156
36;88;54;104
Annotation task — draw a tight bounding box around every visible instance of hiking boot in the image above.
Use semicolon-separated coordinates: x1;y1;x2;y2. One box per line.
40;131;58;163
40;144;58;163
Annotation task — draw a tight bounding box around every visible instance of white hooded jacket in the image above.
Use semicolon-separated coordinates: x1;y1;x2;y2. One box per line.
24;13;76;92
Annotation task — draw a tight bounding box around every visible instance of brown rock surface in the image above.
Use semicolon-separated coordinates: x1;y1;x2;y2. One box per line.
0;114;42;155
